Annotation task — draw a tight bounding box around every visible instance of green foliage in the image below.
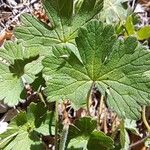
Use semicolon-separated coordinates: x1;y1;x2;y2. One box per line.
125;15;150;40
68;117;97;139
119;121;130;150
67;117;114;149
145;138;150;148
125;15;135;35
0;0;103;107
0;103;53;150
99;0;128;24
43;19;150;120
67;117;96;149
0;41;41;106
15;0;103;48
137;26;150;40
1;0;150;149
87;131;114;150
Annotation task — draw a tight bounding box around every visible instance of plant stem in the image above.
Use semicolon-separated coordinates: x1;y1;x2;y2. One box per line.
99;95;104;116
142;106;150;133
111;126;119;139
129;134;150;149
87;82;95;116
86;90;91;116
131;0;136;10
55;101;59;150
59;123;69;150
98;95;104;129
38;92;46;107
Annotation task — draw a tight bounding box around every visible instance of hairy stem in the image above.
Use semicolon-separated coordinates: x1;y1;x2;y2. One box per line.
87;82;95;116
98;95;104;129
55;101;59;150
59;123;69;150
131;0;136;10
38;92;46;107
142;106;150;133
129;134;150;149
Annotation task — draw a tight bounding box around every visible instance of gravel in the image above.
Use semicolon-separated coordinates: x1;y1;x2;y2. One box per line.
0;0;42;33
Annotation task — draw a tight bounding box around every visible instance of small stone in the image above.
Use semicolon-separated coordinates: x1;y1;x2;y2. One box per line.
0;121;8;134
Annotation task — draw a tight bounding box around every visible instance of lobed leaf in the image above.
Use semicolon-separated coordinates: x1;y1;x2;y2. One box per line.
0;41;41;106
0;102;53;149
15;0;103;49
87;131;114;150
43;20;150;119
137;26;150;40
67;117;113;149
99;0;128;24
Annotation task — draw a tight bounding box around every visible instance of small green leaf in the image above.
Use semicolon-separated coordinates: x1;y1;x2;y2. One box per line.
119;121;130;150
87;131;114;150
67;136;88;149
23;56;44;84
0;129;18;148
15;111;27;126
1;131;44;150
67;117;97;149
57;0;73;18
145;138;150;148
125;15;135;36
29;102;47;128
0;102;53;149
99;0;128;24
137;26;150;40
0;41;41;106
67;118;113;150
124;119;139;135
68;117;97;139
15;13;61;47
43;20;150;119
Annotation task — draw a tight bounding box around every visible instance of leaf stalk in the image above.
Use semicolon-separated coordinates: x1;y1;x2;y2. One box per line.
142;106;150;133
87;82;95;116
55;101;59;150
59;123;69;150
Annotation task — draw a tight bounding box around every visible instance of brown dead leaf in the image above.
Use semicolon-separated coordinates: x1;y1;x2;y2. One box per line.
138;0;150;8
0;30;13;46
130;134;148;150
33;9;50;24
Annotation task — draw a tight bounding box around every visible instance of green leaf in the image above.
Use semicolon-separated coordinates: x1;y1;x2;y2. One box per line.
12;0;103;106
15;0;103;48
0;41;41;106
23;56;44;84
0;129;18;148
27;102;54;135
67;136;88;150
119;121;130;150
43;19;150;120
67;117;97;149
99;0;128;24
87;131;114;150
67;121;113;150
124;119;139;135
68;117;97;139
15;13;60;47
124;15;150;41
0;111;35;149
57;0;73;18
1;130;44;150
124;15;135;36
145;138;150;148
137;26;150;40
0;102;53;149
15;111;27;126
